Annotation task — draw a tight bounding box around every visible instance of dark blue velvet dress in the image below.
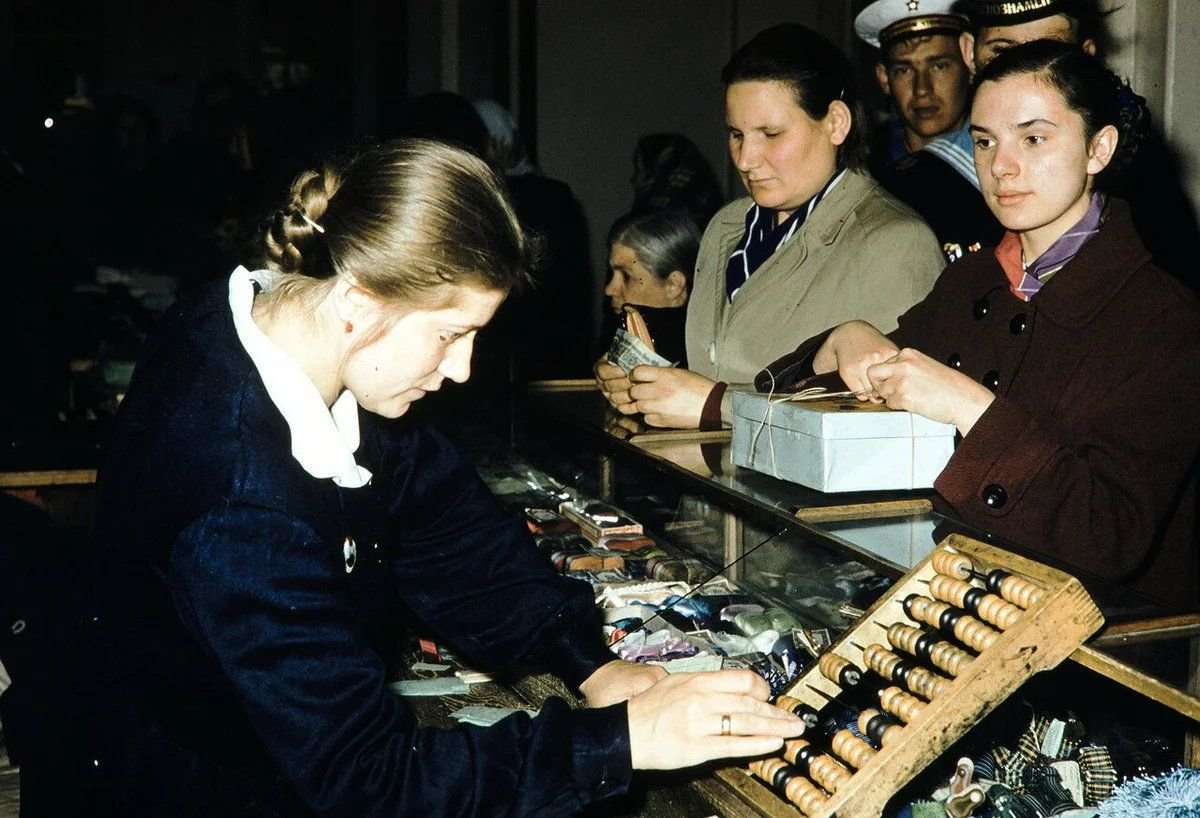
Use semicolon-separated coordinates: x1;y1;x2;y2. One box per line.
90;282;631;816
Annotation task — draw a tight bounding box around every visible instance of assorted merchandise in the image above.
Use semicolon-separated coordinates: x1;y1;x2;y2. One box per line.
464;443;1193;817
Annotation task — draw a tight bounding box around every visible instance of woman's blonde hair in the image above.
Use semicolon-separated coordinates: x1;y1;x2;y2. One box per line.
260;138;530;306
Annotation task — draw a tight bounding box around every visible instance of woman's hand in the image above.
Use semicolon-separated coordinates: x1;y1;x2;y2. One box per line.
867;348;995;435
579;659;667;707
626;670;805;770
594;358;638;415
627;367;716;429
813;321;899;398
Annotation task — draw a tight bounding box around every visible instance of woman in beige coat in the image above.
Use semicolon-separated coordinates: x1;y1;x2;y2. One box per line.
596;23;945;428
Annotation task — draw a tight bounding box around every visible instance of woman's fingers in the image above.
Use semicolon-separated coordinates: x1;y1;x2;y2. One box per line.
686;668;771;697
704;705;809;737
626;669;812;769
707;735;788;758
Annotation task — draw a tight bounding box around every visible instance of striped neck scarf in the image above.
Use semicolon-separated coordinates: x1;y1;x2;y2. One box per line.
725;169;846;301
995;192;1106;301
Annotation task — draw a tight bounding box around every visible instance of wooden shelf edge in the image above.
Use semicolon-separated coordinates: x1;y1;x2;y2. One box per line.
524;379;598;392
793;498;933;523
1090;614;1200;647
0;468;98;488
1070;644;1200;722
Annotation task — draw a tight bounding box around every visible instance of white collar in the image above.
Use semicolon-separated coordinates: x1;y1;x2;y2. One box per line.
227;266;372;488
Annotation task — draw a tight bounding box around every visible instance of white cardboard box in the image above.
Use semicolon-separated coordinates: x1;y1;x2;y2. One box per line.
730;390;956;492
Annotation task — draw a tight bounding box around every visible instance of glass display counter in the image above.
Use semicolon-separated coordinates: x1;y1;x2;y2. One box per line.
5;381;1199;816
513;384;1200;772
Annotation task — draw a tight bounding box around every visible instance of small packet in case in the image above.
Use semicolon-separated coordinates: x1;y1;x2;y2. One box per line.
558;500;643;542
523;507;579;535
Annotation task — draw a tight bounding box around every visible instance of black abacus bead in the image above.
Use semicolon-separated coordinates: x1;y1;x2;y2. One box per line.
962;586;986;615
937;606;964;635
890;658;916;686
864;713;896;745
840;666;863;688
796;704;820;728
791;744;818;775
903;593;922;619
773;763;800;793
985;569;1011;595
913;631;938;662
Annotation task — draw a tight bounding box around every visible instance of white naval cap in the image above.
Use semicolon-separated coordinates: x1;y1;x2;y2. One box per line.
855;0;969;49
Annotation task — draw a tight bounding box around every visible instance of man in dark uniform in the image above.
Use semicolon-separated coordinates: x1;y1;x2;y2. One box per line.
858;0;1004;262
955;0;1200;290
957;0;1099;71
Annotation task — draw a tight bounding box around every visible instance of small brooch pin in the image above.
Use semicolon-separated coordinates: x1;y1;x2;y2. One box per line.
908;0;920;10
343;537;357;573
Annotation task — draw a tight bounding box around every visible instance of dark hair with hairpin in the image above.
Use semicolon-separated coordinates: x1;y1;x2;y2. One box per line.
973;39;1149;190
259;138;531;307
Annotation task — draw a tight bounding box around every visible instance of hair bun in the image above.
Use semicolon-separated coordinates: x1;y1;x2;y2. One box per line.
1109;81;1150;175
262;168;342;277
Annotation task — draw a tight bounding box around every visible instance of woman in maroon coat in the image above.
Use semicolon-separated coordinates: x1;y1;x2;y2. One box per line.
805;42;1200;609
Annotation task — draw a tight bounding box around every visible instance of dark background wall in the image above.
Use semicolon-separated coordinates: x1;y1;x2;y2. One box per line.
4;0;1196;337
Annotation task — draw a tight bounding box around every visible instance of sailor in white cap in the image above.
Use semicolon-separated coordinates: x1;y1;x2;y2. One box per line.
858;0;1003;262
856;0;972;163
955;0;1101;71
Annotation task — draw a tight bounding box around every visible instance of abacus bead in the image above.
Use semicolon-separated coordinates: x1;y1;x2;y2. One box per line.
932;550;974;579
859;709;900;747
914;630;938;661
1009;576;1045;607
831;730;875;769
879;685;926;722
985;569;1009;595
774;694;799;711
784;739;815;772
756;757;784;779
926;672;950;698
962;618;999;650
887;623;921;654
961;586;987;615
819;653;861;688
786;777;829;815
930;574;965;606
811;756;852;791
863;643;896;677
775;695;818;727
772;763;799;792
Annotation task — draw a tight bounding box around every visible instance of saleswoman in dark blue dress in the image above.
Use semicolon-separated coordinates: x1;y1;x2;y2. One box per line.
90;139;802;817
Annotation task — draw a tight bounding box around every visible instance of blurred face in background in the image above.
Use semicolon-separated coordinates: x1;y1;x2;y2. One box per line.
962;14;1093;71
877;33;971;151
725;80;849;223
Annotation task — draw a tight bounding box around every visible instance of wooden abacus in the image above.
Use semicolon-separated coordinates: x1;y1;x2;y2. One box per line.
716;534;1104;818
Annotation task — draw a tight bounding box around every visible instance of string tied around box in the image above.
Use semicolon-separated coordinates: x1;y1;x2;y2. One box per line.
748;367;874;479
